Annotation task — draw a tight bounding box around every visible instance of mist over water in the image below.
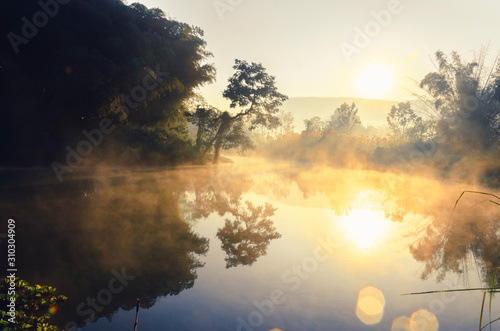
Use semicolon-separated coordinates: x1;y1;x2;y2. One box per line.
1;158;498;330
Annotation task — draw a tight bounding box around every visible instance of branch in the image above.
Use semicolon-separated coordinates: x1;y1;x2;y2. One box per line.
233;101;255;120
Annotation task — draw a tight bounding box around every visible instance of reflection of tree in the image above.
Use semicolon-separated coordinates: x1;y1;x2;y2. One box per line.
409;195;500;286
177;166;282;268
0;172;209;329
256;167;499;287
217;201;281;268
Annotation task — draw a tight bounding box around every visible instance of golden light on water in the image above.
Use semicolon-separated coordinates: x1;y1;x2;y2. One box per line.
339;209;391;250
356;286;385;324
410;309;438;331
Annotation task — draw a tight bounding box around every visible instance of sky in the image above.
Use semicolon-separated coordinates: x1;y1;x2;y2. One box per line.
134;0;500;111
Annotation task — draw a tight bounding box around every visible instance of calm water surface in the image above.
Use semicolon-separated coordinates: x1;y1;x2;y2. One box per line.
1;160;499;330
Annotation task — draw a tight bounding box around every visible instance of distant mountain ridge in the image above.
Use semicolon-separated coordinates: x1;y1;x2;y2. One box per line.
282;97;400;130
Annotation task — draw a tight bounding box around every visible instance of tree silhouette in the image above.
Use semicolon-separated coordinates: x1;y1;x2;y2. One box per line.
201;60;288;163
419;49;500;147
0;0;215;165
387;102;428;141
0;173;210;329
216;201;281;268
328;102;361;135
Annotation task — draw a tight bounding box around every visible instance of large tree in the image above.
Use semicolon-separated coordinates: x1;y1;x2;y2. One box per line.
200;60;288;163
418;49;500;147
0;1;215;165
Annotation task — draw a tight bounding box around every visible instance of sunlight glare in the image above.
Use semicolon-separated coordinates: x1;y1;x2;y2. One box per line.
339;209;391;250
356;64;394;99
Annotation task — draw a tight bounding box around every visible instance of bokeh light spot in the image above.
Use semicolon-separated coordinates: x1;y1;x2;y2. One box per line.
356;286;385;324
392;316;412;331
47;305;58;316
410;309;438;331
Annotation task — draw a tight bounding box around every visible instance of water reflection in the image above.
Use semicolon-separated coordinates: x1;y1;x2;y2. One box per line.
216;201;281;268
356;286;385;324
269;167;499;286
410;309;439;331
339;209;391;250
0;167;281;329
0;164;498;329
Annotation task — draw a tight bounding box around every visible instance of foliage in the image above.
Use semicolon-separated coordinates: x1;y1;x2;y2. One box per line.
216;201;281;268
278;110;295;135
0;278;67;330
327;102;362;135
222;119;255;154
418;49;500;148
1;0;215;165
188;60;288;163
303;116;326;135
387;102;429;141
100;124;197;165
223;60;288;129
185;106;221;152
405;191;500;331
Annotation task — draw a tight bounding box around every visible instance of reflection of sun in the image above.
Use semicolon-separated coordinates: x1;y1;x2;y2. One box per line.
339;209;391;250
356;64;394;99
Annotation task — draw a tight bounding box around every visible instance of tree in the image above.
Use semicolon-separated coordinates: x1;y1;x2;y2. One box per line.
418;49;500;147
278;110;295;135
327;102;361;135
216;201;281;268
303;116;326;135
185;105;221;154
202;60;288;163
0;0;215;165
387;102;428;141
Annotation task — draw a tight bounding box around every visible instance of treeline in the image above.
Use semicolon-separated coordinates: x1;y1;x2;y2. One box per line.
257;50;500;186
1;0;214;167
1;0;289;172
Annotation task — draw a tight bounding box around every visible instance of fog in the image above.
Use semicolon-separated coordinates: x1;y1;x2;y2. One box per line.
1;158;498;329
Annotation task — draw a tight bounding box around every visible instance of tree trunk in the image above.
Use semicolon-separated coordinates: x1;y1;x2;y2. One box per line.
212;112;233;164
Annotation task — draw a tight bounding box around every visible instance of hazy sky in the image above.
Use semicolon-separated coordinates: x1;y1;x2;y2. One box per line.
135;0;500;110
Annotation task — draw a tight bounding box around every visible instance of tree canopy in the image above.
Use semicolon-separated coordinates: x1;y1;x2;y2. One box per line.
0;0;215;165
187;60;288;163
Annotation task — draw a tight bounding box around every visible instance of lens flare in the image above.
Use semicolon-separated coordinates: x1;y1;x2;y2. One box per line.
392;316;412;331
356;286;385;324
47;305;58;316
410;309;438;331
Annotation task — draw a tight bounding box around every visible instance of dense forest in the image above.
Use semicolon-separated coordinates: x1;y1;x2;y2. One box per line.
1;0;215;169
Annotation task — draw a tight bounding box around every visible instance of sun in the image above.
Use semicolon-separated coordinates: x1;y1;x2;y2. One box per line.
338;209;391;250
356;64;394;99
